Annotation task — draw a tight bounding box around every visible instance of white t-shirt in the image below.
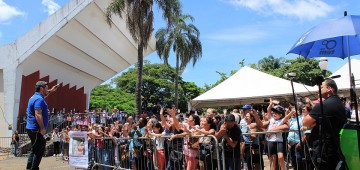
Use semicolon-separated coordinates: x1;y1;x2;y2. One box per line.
154;132;166;150
267;117;284;142
52;132;61;142
232;113;240;124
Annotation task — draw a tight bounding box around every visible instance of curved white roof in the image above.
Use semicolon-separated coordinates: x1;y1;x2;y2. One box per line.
1;0;155;93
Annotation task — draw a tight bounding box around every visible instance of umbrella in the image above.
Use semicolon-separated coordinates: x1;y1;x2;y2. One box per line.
288;14;360;58
287;13;360;123
288;13;360;169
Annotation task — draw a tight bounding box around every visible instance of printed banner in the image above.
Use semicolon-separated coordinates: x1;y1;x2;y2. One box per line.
69;131;88;169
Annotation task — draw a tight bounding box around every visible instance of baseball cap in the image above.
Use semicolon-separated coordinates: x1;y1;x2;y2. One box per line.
242;104;253;110
271;105;285;115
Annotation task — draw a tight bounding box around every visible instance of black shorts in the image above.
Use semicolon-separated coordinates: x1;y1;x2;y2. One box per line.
267;141;284;155
245;144;260;164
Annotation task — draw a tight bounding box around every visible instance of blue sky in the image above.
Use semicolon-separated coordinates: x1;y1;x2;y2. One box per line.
1;0;360;88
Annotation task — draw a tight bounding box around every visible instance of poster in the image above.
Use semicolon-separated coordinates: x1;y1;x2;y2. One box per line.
69;131;88;169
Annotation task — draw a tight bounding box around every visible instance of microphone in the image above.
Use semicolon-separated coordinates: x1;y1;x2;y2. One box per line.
285;72;297;78
327;75;341;79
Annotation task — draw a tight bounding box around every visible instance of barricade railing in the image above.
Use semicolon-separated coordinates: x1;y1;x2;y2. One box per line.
88;135;221;170
220;129;308;170
0;137;12;149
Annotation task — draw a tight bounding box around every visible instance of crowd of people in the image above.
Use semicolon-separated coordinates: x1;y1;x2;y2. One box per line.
24;79;350;170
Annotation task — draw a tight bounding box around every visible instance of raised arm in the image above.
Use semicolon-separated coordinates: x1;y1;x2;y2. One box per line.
281;110;295;125
159;108;171;130
251;109;268;128
267;98;273;115
168;108;182;131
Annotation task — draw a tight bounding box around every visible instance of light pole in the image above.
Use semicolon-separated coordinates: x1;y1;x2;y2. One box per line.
286;72;305;168
317;57;328;169
319;57;328;77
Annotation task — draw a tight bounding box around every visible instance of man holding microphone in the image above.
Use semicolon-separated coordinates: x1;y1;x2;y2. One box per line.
26;81;59;170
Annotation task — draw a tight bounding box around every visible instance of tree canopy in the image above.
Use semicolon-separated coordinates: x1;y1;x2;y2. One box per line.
89;56;331;112
89;84;135;112
156;14;202;108
110;61;202;112
105;0;181;114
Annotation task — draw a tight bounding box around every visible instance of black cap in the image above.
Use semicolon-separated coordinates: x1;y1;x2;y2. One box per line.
271;105;285;115
225;114;236;122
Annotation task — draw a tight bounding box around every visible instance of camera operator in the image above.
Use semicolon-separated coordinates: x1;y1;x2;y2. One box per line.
303;78;347;169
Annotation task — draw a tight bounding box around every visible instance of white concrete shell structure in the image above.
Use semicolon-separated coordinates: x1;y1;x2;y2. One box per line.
0;0;156;137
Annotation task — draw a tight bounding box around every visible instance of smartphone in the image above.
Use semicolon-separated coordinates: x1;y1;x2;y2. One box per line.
264;99;270;103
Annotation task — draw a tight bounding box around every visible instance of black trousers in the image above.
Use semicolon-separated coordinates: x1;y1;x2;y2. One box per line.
53;141;60;155
26;129;46;170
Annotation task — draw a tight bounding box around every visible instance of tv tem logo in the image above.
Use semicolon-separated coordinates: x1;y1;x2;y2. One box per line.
320;40;336;55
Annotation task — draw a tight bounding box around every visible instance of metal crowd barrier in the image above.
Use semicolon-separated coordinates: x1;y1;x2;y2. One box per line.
89;135;221;170
0;137;12;158
222;129;309;170
87;130;310;170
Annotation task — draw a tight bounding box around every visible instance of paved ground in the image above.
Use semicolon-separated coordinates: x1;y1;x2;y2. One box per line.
0;154;272;170
0;155;73;170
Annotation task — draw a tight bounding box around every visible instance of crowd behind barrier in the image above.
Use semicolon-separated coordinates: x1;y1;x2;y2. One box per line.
88;135;222;170
10;95;353;169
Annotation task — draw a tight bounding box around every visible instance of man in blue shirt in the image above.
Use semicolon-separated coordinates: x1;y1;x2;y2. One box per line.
26;81;58;170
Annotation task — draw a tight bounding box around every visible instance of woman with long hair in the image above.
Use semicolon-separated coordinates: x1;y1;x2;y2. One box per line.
194;116;217;170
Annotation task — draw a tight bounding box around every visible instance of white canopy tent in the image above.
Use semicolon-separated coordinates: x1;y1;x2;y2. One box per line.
191;66;317;108
330;59;360;97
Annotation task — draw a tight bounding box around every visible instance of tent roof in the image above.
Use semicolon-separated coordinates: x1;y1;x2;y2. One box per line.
330;58;360;96
191;66;316;108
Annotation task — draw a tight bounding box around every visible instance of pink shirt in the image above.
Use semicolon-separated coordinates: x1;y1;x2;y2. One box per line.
182;123;199;157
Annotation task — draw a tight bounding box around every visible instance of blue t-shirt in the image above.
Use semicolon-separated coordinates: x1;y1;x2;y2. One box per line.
129;127;146;151
287;115;304;145
26;92;49;130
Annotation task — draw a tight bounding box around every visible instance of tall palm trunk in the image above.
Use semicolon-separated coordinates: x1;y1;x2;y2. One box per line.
175;55;179;108
136;44;144;115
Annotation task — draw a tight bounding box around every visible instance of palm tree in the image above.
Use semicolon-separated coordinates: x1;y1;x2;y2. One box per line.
258;55;284;72
156;14;202;108
106;0;181;114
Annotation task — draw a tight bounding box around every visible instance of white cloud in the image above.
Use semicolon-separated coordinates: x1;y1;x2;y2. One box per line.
0;0;25;23
41;0;61;15
205;25;269;42
226;0;334;21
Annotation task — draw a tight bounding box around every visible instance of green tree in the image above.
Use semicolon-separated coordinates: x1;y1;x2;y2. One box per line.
268;57;331;85
112;61;201;112
257;55;284;72
203;71;231;91
203;57;331;95
106;0;181;114
179;81;202;110
90;84;135;112
156;14;202;108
